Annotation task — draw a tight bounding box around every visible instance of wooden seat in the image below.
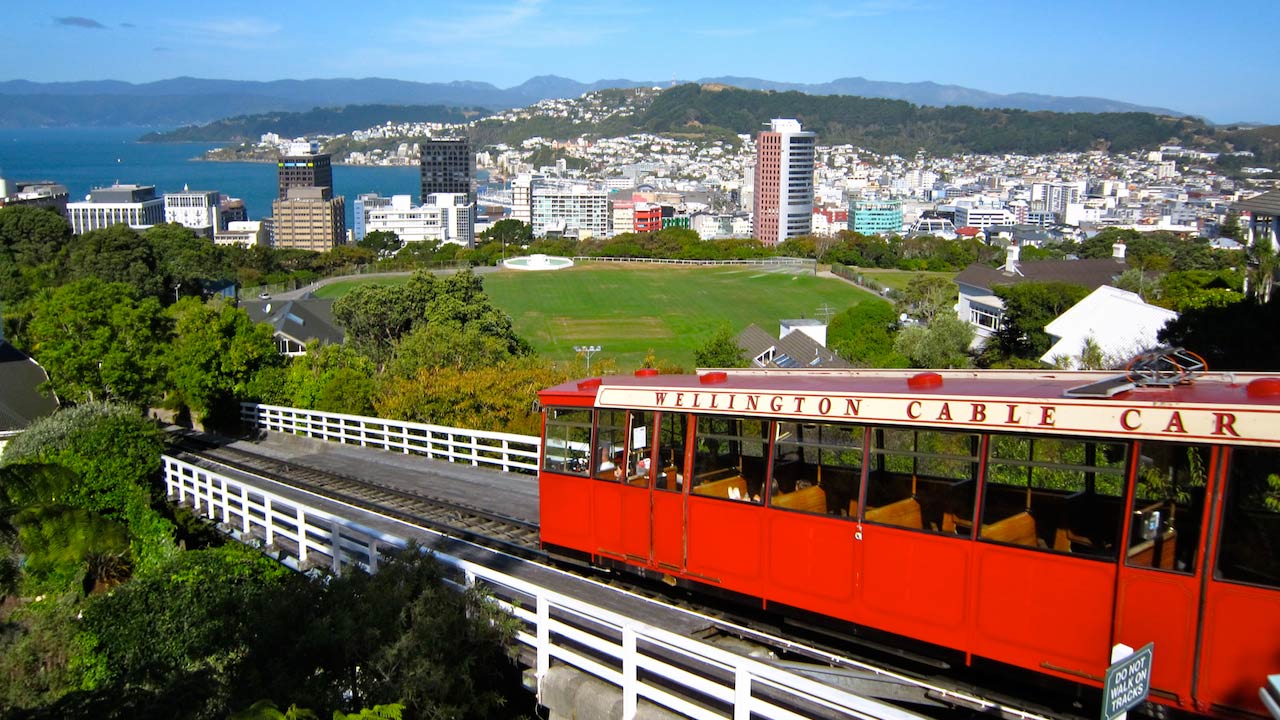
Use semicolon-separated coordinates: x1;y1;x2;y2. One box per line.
982;511;1037;547
771;485;826;514
693;475;749;500
864;497;923;529
1127;528;1177;569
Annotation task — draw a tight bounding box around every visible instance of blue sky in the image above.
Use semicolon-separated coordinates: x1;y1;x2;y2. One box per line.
6;0;1279;123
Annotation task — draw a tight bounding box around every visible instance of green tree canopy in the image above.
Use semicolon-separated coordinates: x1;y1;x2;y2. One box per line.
692;324;748;368
828;301;904;367
0;205;72;304
989;282;1090;361
357;230;404;260
165;297;283;428
66;224;164;299
895;275;956;323
893;314;974;369
25;279;169;405
142;223;232;301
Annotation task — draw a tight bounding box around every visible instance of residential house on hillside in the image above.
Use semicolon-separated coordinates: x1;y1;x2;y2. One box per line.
0;338;59;457
955;243;1129;343
736;320;849;369
1040;286;1177;369
240;298;344;356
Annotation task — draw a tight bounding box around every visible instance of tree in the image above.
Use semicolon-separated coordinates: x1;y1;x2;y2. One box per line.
357;230;404;260
2;402;173;578
893;314;974;368
25;279;169;405
165;297;283;428
374;358;574;435
280;343;379;416
827;302;904;367
0;205;72;304
1246;239;1277;304
1220;211;1244;242
66;224;164;299
143;224;231;301
332;272;437;366
988;282;1089;361
1159;297;1280;371
895;275;956;324
692;324;748;368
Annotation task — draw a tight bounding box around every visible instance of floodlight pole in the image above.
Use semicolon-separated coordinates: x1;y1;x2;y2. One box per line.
574;345;602;373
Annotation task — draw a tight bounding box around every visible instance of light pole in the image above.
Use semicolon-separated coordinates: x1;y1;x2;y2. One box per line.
574;345;601;373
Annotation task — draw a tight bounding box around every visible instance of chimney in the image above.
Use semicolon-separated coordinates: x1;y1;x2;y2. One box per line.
1113;242;1126;260
1004;242;1021;273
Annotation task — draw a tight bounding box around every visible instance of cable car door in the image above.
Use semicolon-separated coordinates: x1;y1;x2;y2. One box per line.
1112;442;1215;708
650;411;690;573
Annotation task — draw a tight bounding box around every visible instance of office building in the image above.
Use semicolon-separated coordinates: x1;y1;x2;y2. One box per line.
364;193;474;245
0;179;69;215
272;188;346;252
353;193;394;242
634;202;662;233
215;220;272;247
164;188;220;237
511;173;534;226
849;198;904;234
66;184;164;235
219;197;247;229
420;138;473;201
531;187;608;239
420;137;474;241
277;141;333;199
752;118;815;246
955;205;1012;230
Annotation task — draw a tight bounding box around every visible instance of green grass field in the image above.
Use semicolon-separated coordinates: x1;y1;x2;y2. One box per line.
317;264;888;370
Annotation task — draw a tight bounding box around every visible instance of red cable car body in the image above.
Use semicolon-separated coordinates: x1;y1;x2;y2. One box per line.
538;369;1280;717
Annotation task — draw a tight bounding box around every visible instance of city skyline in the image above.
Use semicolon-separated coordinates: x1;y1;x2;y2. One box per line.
5;1;1279;124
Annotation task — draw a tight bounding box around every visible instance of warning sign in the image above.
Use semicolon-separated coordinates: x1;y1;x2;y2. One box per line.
1102;643;1154;720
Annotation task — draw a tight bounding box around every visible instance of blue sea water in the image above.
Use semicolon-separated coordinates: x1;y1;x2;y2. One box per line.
0;126;421;229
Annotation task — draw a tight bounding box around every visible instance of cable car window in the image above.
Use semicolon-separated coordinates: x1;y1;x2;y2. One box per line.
654;412;688;493
1127;442;1209;574
593;409;629;482
624;410;656;487
982;435;1127;557
1216;447;1280;589
866;428;979;533
542;407;592;476
770;421;864;517
691;415;768;503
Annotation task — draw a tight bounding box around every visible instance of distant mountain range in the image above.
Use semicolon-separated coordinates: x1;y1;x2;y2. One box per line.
0;75;1189;129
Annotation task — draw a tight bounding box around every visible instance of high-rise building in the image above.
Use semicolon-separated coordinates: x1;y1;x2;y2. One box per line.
272;187;346;252
531;187;608;239
420;138;474;242
752;119;815;246
420;138;473;201
277;141;333;200
66;184;164;235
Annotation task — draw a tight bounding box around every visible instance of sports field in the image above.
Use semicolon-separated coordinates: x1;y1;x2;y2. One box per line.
318;263;885;370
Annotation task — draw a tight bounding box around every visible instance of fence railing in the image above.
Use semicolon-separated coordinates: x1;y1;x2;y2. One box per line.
240;403;540;474
163;455;930;720
573;256;814;269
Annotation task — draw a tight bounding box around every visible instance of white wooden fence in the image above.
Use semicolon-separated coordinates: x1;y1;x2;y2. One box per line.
240;403;540;474
162;455;934;720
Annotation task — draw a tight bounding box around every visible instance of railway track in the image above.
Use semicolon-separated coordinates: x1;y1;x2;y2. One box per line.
165;435;1078;720
168;435;544;561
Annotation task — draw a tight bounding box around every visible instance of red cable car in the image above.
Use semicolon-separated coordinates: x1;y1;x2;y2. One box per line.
538;367;1280;717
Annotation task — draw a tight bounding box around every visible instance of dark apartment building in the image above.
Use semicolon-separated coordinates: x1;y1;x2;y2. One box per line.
277;146;333;200
419;137;473;204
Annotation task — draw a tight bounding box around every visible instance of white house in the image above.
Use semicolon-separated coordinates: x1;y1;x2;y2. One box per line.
1040;286;1178;369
